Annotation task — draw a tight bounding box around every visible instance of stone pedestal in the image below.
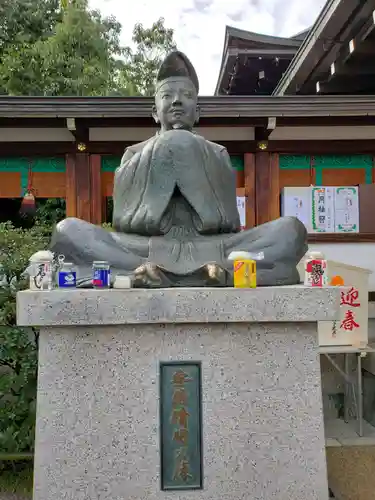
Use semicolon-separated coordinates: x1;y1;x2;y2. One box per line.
17;286;341;500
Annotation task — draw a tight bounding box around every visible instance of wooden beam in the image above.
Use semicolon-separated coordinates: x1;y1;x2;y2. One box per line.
4;113;374;127
254;125;271;142
0;116;265;129
6;95;375;119
0;140;257;156
268;140;375;154
102;196;109;223
328;61;375;78
344;32;375;62
5;113;375;129
320;75;375;94
244;153;255;229
85;140;257;156
112;114;375;127
65;154;77;218
278;116;375;126
1;138;375;157
331;32;375;73
66;118;89;145
308;233;375;243
254;151;281;226
228;47;297;57
66;153;103;223
90;154;102;225
0;117;67;128
352;39;375;56
75;153;91;222
313;30;375;88
269;153;280;221
1;142;77;156
254;152;269;225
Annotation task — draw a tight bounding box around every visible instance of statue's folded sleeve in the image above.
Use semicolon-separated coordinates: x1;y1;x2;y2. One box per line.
112;137;176;235
176;138;241;233
112;133;241;237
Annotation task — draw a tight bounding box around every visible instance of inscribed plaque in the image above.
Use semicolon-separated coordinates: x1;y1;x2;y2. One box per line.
159;362;203;490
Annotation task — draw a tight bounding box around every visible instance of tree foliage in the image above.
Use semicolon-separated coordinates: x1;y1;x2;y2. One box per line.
0;0;177;96
0;196;66;455
0;0;61;52
35;198;66;226
116;18;177;96
0;0;61;95
0;222;50;454
0;0;124;96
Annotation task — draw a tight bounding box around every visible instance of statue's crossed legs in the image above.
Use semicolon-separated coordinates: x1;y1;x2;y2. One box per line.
50;216;307;288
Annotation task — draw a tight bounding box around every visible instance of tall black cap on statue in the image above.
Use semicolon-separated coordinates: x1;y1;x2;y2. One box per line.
156;51;199;93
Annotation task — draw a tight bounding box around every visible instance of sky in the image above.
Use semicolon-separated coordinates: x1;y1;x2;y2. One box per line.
89;0;327;95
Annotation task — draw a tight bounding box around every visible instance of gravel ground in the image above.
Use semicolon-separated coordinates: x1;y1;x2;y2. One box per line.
327;445;375;500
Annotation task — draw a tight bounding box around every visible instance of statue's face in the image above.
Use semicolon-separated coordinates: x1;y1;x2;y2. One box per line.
153;77;199;131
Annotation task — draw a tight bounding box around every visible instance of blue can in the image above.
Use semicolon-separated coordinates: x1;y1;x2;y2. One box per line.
58;262;77;288
92;261;110;288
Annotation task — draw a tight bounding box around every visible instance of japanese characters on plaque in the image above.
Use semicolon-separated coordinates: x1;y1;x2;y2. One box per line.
282;186;359;234
337;286;361;334
310;260;370;347
334;187;359;233
311;187;334;233
159;362;202;490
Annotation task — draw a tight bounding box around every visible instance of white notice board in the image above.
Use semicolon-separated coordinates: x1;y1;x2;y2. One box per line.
237;195;246;230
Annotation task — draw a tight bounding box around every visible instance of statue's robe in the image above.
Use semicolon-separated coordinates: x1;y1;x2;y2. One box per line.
50;130;308;287
112;130;240;274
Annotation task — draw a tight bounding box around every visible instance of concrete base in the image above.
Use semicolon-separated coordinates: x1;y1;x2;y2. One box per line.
17;286;341;500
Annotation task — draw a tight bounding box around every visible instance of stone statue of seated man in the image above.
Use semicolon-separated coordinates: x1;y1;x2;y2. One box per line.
50;51;307;288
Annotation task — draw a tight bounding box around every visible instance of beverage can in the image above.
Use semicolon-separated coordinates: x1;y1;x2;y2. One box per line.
92;261;110;288
58;262;76;288
228;251;264;288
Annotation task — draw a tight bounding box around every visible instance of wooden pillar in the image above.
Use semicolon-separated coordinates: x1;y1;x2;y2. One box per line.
65;154;77;219
236;169;245;188
255;152;280;226
65;153;102;224
75;153;91;222
90;154;102;225
269;153;280;220
244;153;256;229
102;196;108;224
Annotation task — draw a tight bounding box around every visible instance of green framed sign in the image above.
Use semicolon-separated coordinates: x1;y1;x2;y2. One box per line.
159;361;203;491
